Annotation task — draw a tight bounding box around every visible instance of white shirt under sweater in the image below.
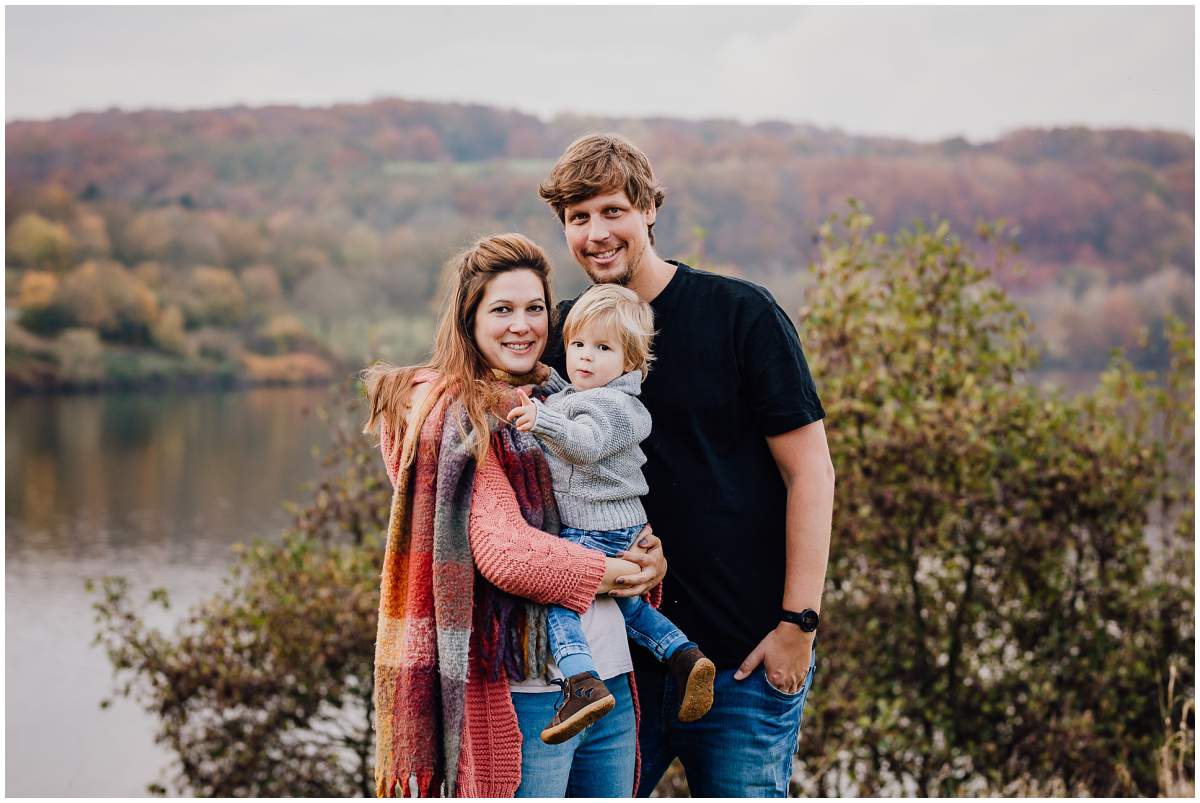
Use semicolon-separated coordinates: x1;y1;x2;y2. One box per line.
401;380;634;693
508;598;633;691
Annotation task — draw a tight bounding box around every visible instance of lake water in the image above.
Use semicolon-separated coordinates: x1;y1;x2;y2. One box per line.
3;372;1109;797
5;386;341;797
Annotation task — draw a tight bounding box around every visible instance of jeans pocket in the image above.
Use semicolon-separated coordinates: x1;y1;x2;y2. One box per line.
761;655;816;700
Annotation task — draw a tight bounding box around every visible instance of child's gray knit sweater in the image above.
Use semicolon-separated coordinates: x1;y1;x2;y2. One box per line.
531;368;651;531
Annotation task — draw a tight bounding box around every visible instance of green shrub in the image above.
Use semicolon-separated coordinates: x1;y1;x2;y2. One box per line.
794;204;1193;796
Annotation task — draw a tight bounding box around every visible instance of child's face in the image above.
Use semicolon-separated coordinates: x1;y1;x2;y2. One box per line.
566;322;627;390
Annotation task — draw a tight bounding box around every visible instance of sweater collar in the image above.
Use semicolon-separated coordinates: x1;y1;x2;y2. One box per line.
563;369;644;397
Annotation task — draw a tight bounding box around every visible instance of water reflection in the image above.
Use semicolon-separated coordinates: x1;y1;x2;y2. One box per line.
7;388;337;563
6;386;340;796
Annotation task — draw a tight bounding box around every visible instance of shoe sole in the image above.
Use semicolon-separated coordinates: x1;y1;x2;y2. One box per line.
539;694;617;745
677;657;716;722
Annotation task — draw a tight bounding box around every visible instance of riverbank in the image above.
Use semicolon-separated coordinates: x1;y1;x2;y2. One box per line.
6;321;348;396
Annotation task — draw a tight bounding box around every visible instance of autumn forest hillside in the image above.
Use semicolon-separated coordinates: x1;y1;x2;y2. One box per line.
5;99;1194;391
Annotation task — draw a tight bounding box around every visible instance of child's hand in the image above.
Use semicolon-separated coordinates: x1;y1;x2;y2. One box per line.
507;396;538;432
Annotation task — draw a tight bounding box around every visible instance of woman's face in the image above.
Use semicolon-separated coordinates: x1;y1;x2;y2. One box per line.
472;268;548;375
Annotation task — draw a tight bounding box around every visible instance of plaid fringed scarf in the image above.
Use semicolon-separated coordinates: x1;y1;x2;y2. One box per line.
373;383;560;798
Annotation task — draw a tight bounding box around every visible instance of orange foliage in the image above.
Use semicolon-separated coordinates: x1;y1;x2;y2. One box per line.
240;352;335;384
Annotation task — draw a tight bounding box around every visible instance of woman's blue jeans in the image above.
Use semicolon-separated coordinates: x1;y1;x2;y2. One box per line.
513;673;636;797
636;646;817;797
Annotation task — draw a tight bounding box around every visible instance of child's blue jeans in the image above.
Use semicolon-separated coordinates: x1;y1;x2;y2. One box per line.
547;524;692;676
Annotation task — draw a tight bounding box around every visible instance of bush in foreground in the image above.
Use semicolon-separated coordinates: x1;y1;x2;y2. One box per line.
90;396;390;796
796;205;1193;795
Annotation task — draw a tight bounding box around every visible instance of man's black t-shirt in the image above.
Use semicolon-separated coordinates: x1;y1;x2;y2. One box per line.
544;262;825;670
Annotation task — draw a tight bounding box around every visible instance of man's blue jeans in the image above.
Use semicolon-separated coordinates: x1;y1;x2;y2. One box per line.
547;525;691;675
513;673;637;796
635;646;817;797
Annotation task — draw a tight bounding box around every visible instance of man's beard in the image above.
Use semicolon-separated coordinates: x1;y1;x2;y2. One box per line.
584;263;633;286
583;245;639;286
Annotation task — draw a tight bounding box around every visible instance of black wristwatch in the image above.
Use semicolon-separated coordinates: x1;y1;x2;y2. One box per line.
781;608;820;633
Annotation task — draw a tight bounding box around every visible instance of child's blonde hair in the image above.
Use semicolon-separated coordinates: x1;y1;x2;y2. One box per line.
563;284;656;379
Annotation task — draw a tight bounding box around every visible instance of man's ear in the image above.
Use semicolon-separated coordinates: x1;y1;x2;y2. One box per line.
643;205;657;227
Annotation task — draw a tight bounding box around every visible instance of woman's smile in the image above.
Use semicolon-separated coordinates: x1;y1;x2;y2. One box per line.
473;268;548;374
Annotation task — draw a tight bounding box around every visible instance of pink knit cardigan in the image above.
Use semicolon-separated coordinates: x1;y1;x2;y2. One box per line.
379;419;651;796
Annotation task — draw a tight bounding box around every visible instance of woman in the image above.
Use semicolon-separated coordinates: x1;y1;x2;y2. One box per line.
364;233;665;797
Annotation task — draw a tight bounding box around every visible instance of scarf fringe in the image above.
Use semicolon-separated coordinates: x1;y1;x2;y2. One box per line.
476;579;552;682
377;769;442;798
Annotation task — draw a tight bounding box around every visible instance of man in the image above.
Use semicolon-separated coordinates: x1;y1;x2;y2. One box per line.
539;134;835;797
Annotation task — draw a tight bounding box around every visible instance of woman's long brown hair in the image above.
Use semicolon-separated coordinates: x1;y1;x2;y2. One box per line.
362;233;554;466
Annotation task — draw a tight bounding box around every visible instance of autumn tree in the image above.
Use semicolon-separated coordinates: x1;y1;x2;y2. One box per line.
339;223;382;268
52;260;160;343
182;266;247;328
6;212;75;271
795;204;1193;795
240;264;283;308
150;305;190;357
68;209;113;259
210;213;266;269
15;271;67;333
251;313;325;356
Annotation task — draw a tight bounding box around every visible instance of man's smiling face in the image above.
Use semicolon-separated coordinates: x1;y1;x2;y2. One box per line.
562;190;656;287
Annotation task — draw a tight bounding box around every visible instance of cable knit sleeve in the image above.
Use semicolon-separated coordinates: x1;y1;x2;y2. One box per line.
469;452;607;613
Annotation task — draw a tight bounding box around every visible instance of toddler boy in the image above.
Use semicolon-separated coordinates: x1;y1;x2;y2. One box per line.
510;283;715;745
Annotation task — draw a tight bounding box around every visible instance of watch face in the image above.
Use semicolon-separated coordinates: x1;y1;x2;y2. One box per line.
800;609;820;632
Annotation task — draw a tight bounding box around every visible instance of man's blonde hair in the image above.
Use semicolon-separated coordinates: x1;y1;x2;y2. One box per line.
539;133;666;245
563;284;656;379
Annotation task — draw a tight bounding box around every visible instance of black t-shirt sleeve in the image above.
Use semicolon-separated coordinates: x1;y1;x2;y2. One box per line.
741;302;826;436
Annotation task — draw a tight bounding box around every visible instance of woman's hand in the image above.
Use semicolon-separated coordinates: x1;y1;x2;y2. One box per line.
611;525;667;598
598;556;641;594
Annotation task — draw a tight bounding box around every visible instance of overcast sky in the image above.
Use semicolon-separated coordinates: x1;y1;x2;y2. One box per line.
5;5;1194;141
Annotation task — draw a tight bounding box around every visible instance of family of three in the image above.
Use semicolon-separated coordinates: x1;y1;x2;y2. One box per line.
363;134;835;797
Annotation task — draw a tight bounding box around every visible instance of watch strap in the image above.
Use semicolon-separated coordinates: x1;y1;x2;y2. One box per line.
781;608;820;632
